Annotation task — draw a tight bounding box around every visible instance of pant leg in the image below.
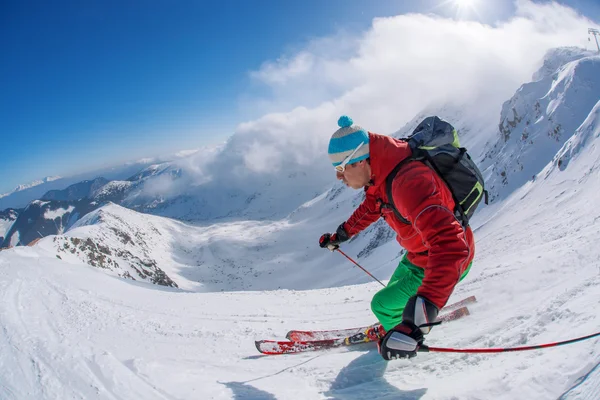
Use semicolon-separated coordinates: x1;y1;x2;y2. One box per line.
371;254;473;331
370;254;424;331
460;261;472;280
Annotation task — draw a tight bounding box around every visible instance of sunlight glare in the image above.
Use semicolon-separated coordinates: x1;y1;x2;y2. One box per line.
455;0;475;8
451;0;480;19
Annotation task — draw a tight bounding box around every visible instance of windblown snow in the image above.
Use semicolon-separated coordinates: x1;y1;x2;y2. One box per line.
1;48;599;399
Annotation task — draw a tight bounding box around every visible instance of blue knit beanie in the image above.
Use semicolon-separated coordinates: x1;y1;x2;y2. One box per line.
328;116;370;167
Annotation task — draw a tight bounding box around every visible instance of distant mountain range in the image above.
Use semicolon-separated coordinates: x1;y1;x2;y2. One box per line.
2;47;599;293
0;176;61;198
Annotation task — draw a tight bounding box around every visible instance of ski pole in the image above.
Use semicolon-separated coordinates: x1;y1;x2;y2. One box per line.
418;330;600;354
336;249;386;287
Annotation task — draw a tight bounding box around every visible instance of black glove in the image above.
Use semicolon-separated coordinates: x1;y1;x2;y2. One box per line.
319;223;350;251
378;295;439;360
378;321;423;360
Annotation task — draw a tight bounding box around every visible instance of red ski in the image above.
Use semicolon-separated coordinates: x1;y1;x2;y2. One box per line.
439;295;476;312
286;295;476;341
256;305;471;355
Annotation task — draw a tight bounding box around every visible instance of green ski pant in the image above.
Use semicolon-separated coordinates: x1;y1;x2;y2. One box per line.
371;254;472;331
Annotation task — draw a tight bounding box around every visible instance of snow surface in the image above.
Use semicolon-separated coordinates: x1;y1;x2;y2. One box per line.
0;219;14;242
44;206;75;220
481;52;600;202
1;47;600;399
8;231;20;247
2;110;600;398
1;151;600;398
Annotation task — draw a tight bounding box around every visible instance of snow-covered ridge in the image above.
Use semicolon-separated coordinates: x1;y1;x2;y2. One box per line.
45;204;182;288
532;47;597;81
0;149;218;210
481;49;600;201
555;100;600;172
0;176;61;199
0;209;19;244
40;203;302;292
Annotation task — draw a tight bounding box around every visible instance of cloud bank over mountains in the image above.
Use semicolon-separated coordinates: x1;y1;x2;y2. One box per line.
228;1;598;176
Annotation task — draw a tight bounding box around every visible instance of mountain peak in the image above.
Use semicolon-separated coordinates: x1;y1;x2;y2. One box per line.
482;50;600;202
532;46;596;82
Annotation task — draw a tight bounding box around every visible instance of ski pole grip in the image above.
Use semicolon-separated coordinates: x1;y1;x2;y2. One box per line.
419;321;442;329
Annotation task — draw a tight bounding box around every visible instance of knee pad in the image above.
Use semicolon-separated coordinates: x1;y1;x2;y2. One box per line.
403;295;439;335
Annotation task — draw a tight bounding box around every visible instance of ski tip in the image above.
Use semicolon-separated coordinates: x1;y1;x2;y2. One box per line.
255;340;264;353
255;340;289;355
284;331;292;340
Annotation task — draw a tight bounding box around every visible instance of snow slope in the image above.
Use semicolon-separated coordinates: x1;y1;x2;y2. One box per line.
1;46;599;399
0;209;18;245
1;145;600;398
481;49;599;202
1;90;600;398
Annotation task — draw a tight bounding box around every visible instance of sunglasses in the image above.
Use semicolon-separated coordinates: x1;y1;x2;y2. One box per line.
335;142;364;173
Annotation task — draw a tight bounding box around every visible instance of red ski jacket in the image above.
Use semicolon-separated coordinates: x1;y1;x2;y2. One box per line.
342;132;475;309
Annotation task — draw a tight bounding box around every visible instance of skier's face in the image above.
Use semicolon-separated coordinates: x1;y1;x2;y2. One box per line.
336;160;370;189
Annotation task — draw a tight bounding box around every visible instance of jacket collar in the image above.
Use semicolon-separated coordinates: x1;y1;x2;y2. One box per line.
364;132;412;191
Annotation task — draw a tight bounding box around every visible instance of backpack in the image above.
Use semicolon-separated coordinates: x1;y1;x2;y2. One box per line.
382;116;488;228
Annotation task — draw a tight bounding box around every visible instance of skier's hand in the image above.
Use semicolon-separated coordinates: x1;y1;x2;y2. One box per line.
378;296;439;361
319;224;350;251
378;321;422;360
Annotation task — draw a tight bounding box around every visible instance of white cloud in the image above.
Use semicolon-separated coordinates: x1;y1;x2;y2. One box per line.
145;1;600;205
251;52;316;86
240;0;597;144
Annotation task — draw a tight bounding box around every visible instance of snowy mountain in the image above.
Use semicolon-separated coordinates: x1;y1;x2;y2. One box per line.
1;111;600;397
47;205;178;288
0;208;19;246
2;137;334;246
41;177;110;202
0;148;219;247
0;176;61;199
0;163;149;210
115;142;333;222
1;199;98;247
0;149;214;211
481;48;599;202
1;46;600;398
38;200;391;292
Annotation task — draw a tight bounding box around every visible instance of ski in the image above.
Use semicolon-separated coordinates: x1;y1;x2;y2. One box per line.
438;305;470;322
256;305;471;355
439;295;476;312
286;295;476;341
256;337;349;355
287;325;372;342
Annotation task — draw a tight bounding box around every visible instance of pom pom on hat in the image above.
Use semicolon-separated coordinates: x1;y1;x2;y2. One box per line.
338;115;353;128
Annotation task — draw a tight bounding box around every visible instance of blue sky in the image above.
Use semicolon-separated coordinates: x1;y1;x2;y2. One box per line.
1;0;599;194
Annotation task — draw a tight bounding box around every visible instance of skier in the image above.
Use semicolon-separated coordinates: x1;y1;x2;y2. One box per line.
319;115;475;360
